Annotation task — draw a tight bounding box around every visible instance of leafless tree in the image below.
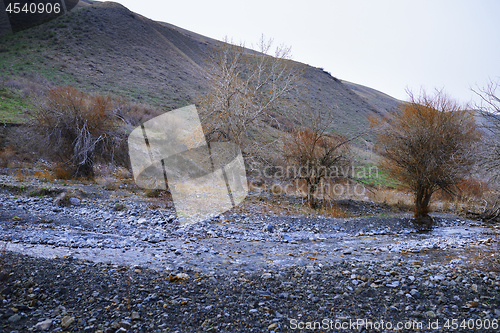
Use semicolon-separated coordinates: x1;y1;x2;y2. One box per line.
198;35;302;151
472;79;500;221
371;90;481;229
282;102;353;208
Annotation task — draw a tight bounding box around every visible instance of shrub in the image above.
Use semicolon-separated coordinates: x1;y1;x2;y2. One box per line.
0;146;16;168
27;86;128;179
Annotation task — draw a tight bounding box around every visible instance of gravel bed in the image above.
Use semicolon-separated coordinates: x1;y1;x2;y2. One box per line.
1;254;500;333
1;176;500;332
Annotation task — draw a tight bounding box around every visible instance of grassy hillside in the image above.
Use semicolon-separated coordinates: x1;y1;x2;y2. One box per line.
0;1;401;146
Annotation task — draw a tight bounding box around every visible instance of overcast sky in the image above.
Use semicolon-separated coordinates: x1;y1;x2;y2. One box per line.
110;0;500;104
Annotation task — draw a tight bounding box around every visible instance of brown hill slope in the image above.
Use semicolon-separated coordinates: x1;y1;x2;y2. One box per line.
0;1;401;142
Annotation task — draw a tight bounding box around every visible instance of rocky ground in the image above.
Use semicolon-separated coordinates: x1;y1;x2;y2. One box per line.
1;175;500;332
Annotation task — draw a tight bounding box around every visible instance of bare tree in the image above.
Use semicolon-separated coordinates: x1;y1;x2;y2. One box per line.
198;35;302;150
371;90;481;228
28;86;127;178
472;79;500;221
282;102;353;208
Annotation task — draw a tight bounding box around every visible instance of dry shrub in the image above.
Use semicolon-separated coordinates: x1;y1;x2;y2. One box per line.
33;169;54;181
95;176;119;190
283;129;352;208
14;169;28;181
52;164;72;180
145;189;166;198
0;146;16;168
119;102;162;126
114;167;132;180
435;178;489;201
28;86;128;179
317;203;351;218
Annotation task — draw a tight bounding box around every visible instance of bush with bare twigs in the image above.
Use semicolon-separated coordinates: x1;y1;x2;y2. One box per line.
26;86;130;179
282;102;354;209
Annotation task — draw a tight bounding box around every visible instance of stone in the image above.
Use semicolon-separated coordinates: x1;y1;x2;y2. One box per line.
120;320;131;329
34;319;52;331
437;296;448;303
386;281;400;288
61;316;75;328
424;311;437;319
410;289;420;297
54;193;67;206
69;197;81;206
268;323;278;329
8;314;21;323
176;273;189;280
264;224;275;233
261;273;273;279
131;312;141;320
466;301;479;308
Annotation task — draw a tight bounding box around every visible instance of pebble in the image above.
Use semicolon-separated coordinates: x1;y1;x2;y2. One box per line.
34;319;52;331
8;314;21;323
61;316;75;328
69;197;81;206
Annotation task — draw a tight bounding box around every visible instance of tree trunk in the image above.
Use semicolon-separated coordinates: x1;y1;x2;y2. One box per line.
414;186;434;229
306;179;319;209
74;157;94;179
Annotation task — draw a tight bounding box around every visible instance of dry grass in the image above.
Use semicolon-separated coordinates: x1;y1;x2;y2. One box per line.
52;164;72;180
467;228;500;273
93;164;133;189
0;146;16;168
317;202;351;218
33;169;54;182
368;187;413;212
14;168;29;182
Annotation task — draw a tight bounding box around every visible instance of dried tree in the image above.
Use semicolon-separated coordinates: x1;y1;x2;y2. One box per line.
371;90;481;228
472;79;500;221
283;103;353;208
198;36;302;150
28;86;127;178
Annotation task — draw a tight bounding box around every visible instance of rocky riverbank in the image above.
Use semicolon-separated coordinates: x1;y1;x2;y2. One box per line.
1;175;499;332
1;253;499;332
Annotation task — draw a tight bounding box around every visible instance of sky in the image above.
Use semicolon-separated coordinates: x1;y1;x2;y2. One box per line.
108;0;500;104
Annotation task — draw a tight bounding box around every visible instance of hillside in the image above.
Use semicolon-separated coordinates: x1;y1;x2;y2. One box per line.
0;1;401;142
